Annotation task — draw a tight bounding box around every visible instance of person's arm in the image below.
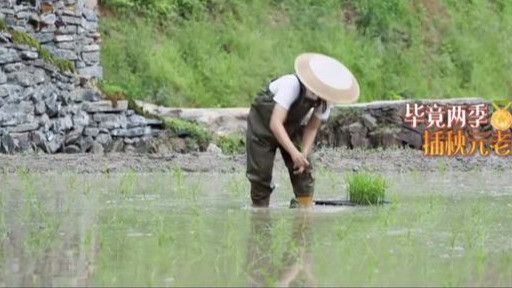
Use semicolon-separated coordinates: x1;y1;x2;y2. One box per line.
270;104;309;173
301;115;322;158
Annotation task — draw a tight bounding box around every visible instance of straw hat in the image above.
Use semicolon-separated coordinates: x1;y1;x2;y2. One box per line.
294;53;360;104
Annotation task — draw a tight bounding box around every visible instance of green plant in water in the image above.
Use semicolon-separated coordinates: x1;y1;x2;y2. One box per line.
216;134;245;155
346;172;388;205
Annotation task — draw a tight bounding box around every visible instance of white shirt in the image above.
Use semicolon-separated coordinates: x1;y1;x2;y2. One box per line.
269;74;333;121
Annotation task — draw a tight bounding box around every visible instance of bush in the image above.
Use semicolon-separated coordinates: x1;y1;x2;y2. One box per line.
163;118;212;151
346;172;387;205
216;134;245;155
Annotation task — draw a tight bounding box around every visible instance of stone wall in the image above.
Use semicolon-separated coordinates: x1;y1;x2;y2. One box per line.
136;98;491;151
0;0;162;154
1;0;102;79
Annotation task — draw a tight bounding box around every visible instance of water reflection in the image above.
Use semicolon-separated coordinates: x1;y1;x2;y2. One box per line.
246;210;316;287
0;179;99;287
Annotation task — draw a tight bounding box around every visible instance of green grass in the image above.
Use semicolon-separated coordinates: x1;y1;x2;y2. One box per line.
163;118;213;150
346;172;387;205
216;134;245;155
99;0;512;107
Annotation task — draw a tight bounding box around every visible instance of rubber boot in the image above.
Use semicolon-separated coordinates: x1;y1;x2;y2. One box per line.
290;197;314;208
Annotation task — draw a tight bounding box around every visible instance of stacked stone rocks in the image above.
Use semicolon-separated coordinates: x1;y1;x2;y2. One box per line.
1;0;102;79
317;99;490;150
0;0;162;154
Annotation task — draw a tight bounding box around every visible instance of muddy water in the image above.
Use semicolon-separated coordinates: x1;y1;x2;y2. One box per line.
0;170;511;286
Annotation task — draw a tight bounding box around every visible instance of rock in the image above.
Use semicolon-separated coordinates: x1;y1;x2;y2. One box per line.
55;35;74;42
94;113;127;129
398;129;423;149
123;144;137;153
207;143;222;154
369;127;402;148
52;115;73;133
106;138;124;153
63;144;81;154
47;47;78;60
61;15;81;25
348;122;366;135
3;62;25;72
69;88;100;102
34;33;54;43
361;113;378;130
34;101;46;115
78;66;103;79
127;114;147;128
11;132;31;152
90;140;103;154
72;110;90;126
0;72;7;84
7;122;39;133
0;51;20;64
0;84;23;97
95;133;111;146
44;94;61;117
41;13;57;25
65;129;82;145
22;87;34;99
30;130;46;146
20;51;38;60
39;84;57;99
56;25;77;35
82;100;128;113
8;70;45;86
83;127;99;137
82;51;100;64
37;114;51;131
81;44;100;52
111;127;151;137
82;8;98;22
8;71;32;86
350;133;370;149
0;134;15;153
46;133;64;153
0;101;34;126
56;42;76;50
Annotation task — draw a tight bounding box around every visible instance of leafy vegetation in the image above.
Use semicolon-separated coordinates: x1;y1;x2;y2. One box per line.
346;172;387;205
99;0;512;107
216;134;245;155
163;118;213;150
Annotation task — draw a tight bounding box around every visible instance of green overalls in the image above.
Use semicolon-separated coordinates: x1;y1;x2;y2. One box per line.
246;76;326;207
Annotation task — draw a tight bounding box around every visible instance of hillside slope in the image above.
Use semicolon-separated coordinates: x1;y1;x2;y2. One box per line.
99;0;512;107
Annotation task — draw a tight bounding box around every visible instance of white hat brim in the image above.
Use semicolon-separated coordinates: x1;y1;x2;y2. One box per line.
294;53;360;104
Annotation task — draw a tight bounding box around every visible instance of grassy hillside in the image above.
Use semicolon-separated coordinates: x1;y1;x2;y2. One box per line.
99;0;512;107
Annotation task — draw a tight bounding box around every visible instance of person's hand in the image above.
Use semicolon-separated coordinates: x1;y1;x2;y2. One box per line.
291;150;309;174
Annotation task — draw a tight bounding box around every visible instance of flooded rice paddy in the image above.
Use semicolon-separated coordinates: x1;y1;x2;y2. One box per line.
0;168;511;286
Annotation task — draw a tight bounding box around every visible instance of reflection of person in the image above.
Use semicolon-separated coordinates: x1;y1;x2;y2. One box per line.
246;53;360;208
245;210;315;287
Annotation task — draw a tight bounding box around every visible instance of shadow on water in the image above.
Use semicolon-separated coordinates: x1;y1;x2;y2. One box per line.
246;210;316;287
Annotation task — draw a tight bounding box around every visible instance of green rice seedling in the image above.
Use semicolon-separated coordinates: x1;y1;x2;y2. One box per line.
345;172;388;205
118;169;136;198
172;167;185;198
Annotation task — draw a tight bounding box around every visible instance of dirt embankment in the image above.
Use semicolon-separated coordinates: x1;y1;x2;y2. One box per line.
0;148;510;174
